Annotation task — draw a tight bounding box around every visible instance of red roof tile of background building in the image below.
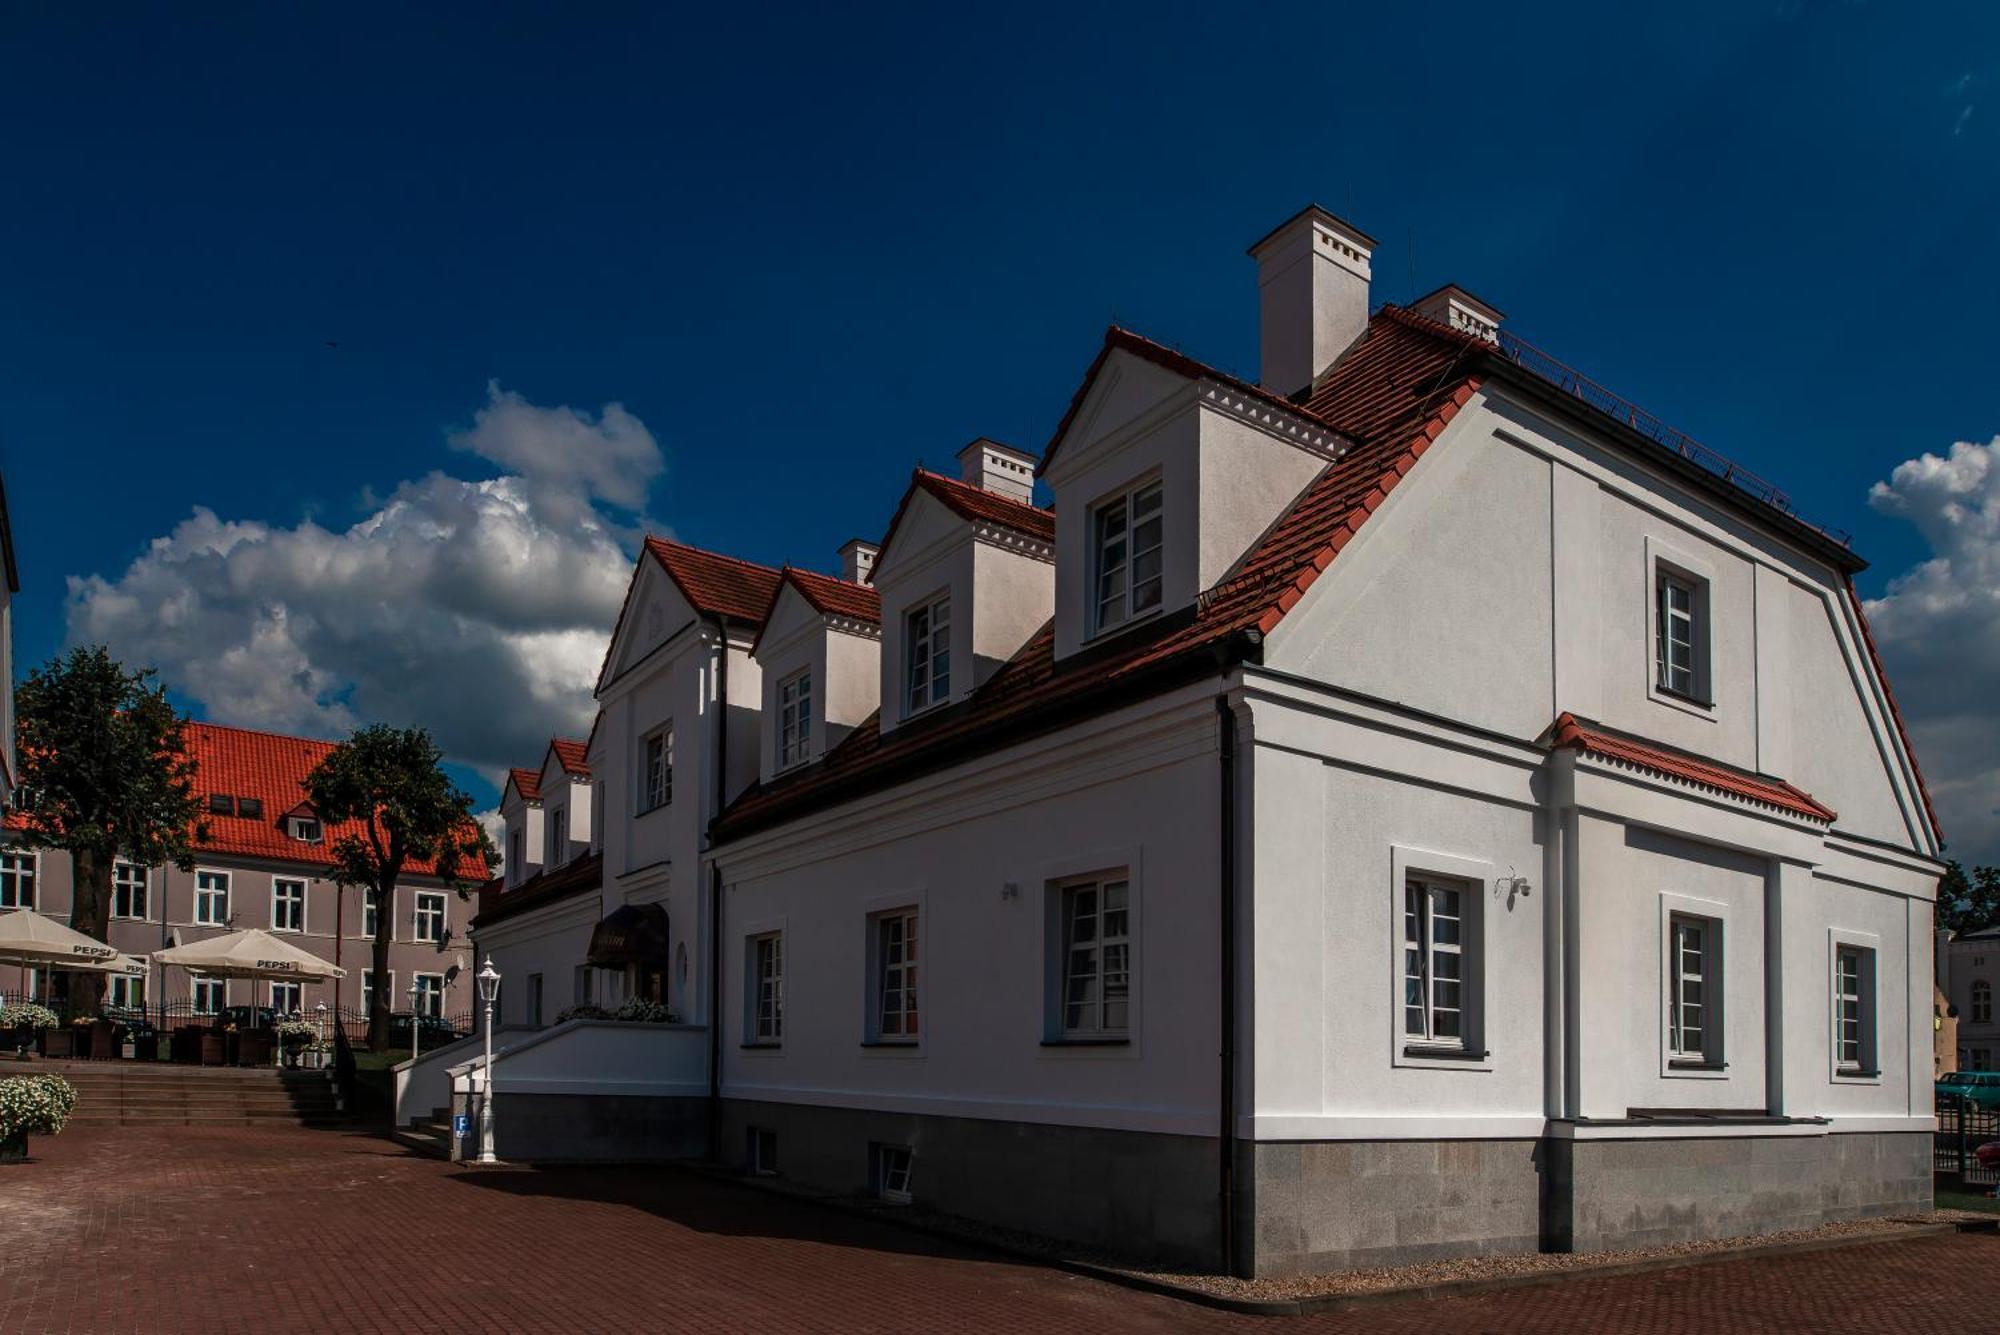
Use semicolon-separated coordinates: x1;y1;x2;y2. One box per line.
4;721;490;878
644;537;784;625
1549;712;1836;823
716;307;1482;841
506;767;543;803
549;738;590;778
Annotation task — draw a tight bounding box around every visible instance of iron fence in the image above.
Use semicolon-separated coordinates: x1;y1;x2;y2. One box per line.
1;991;472;1045
1936;1093;2000;1187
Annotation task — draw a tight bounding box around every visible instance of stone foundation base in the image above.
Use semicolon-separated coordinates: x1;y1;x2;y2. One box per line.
460;1091;708;1164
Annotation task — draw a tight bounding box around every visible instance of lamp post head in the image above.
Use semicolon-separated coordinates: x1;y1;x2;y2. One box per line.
478;959;501;1004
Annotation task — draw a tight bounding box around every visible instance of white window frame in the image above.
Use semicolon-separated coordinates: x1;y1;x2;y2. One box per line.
903;594;951;716
270;980;303;1015
639;724;673;813
412;972;445;1019
109;972;145;1011
1388;846;1493;1070
413;891;447;945
1660;892;1728;1077
362;887;387;941
111;861;148;921
864;902;921;1046
1091;476;1164;635
872;1143;914;1203
550;808;569;864
194;869;231;927
745;927;784;1046
288;815;322;844
0;850;36;910
191;977;225;1015
1830;928;1882;1082
1051;875;1132;1042
777;670;813;770
271;878;307;934
1976;979;1994;1026
1645;538;1716;717
361;970;392;1015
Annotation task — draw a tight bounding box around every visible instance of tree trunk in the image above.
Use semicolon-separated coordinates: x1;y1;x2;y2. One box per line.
366;875;397;1052
67;847;112;1014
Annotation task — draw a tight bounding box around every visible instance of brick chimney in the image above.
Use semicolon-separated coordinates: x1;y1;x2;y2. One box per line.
1248;205;1376;396
956;438;1037;504
838;538;878;585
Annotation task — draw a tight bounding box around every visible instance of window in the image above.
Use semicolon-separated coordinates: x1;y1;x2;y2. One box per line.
1976;1049;1993;1072
238;797;265;820
573;964;595;1005
1975;979;1993;1026
363;888;384;940
362;970;390;1015
0;852;35;909
288;816;321;843
207;794;236;816
526;972;543;1027
904;595;951;714
872;1144;914;1203
751;933;783;1043
748;1126;777;1176
1093;479;1163;633
192;978;224;1014
1402;877;1468;1049
873;909;919;1042
413;892;446;944
1668;914;1721;1066
195;870;230;926
109;974;144;1011
272;879;306;933
112;862;147;920
551;809;569;863
1653;564;1711;703
413;973;444;1019
509;827;523;878
1834;945;1876;1075
640;726;673;812
271;980;302;1015
778;671;812;769
1059;878;1130;1039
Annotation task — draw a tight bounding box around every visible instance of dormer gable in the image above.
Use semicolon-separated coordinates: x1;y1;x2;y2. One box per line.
536;735;593;869
751;564;883;781
596;536;783;693
499;766;545;887
871;461;1054;733
1039;327;1351;662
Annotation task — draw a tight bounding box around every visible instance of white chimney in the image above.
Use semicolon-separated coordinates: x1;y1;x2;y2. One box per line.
955;438;1037;504
1413;284;1504;344
1248;205;1376;396
838;538;878;585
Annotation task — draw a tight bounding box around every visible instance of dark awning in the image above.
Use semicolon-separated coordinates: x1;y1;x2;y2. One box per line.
586;903;670;968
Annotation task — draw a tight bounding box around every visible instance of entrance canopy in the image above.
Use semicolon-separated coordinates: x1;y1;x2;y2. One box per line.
586;903;669;969
0;908;130;973
153;927;345;982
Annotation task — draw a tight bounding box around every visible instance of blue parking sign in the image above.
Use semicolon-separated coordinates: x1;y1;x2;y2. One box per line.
453;1113;471;1138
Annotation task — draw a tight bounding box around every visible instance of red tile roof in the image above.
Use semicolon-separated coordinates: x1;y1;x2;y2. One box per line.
1549;712;1836;823
8;720;490;879
644;536;784;625
506;768;543;803
471;851;603;929
1843;577;1943;845
549;738;590;778
876;470;1055;566
782;567;882;623
716;308;1482;842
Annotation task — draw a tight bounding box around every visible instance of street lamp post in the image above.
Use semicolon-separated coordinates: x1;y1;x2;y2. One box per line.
477;960;501;1164
408;979;423;1063
314;1002;327;1071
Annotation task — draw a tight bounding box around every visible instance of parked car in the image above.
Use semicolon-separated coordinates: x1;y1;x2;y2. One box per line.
1938;1071;2000;1108
385;1013;462;1049
1976;1140;2000;1171
217;1005;282;1031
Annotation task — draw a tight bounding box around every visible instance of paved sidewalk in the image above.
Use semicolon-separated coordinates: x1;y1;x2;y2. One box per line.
0;1125;1992;1333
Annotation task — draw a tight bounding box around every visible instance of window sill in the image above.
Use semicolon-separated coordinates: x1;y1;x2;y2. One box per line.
636;802;672;820
739;1041;783;1051
1040;1036;1130;1047
1649;681;1717;721
1402;1044;1488;1062
1666;1059;1730;1079
860;1039;922;1052
1833;1068;1882;1083
1086;606;1163;646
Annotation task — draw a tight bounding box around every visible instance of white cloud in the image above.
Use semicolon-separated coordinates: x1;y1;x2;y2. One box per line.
66;385;655;780
1864;436;2000;864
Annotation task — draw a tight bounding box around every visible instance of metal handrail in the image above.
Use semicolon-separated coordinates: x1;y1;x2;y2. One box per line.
1494;330;1851;547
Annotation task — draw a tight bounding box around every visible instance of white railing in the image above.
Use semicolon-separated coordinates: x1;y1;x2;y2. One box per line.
445;1019;709;1104
392;1027;528;1129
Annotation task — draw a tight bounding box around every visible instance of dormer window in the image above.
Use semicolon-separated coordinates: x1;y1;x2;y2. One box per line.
1653;564;1710;704
288;816;322;844
905;594;951;715
778;670;812;769
1093;480;1163;635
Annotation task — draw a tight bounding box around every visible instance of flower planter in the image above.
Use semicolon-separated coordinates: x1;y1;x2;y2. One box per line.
0;1132;25;1163
39;1030;74;1060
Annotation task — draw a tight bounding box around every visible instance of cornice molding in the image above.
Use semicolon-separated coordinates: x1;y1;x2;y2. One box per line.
1197;377;1353;461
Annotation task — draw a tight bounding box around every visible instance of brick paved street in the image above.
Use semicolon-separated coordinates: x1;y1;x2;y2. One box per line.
0;1125;1995;1334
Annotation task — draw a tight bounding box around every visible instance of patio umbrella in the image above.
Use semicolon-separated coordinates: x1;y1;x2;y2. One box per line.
153;927;345;985
0;908;128;989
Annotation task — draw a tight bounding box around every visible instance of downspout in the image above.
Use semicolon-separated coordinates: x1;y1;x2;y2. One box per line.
1215;692;1240;1277
706;615;729;1162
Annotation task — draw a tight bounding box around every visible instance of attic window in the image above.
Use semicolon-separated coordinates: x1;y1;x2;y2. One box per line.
289;816;322;844
237;797;265;820
207;795;236;817
1093;480;1163;635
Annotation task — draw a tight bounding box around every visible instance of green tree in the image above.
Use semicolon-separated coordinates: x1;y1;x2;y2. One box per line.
1939;861;2000;937
305;725;492;1051
12;647;207;1011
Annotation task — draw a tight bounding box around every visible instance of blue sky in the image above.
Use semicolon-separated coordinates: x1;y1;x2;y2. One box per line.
2;3;1996;855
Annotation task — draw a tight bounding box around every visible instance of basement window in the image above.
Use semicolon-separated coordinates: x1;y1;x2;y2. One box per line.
748;1126;778;1176
872;1143;913;1203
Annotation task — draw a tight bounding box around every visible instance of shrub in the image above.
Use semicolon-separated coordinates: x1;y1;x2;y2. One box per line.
274;1019;320;1042
0;1004;60;1031
0;1074;78;1139
613;997;675;1024
554;1004;612;1024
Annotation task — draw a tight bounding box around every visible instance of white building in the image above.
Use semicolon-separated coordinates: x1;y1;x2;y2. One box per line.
470;206;1944;1276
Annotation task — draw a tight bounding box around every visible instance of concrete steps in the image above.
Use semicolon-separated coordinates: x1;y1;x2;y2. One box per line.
392;1106;455;1159
24;1061;348;1128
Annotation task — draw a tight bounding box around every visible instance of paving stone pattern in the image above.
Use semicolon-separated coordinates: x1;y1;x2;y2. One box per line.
0;1125;1993;1334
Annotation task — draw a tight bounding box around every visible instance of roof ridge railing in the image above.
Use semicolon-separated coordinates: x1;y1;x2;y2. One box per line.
1493;329;1851;547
